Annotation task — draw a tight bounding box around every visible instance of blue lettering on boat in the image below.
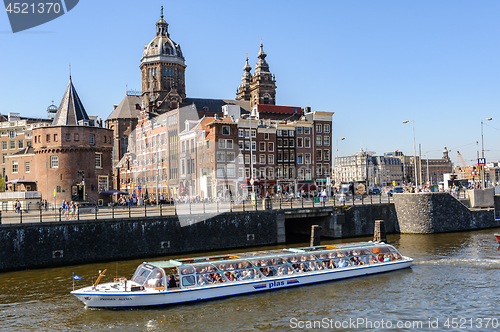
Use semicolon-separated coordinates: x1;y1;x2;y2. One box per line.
100;298;116;301
268;280;285;289
118;298;133;301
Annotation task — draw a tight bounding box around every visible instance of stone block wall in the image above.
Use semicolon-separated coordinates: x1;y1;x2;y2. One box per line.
0;210;279;272
393;192;499;233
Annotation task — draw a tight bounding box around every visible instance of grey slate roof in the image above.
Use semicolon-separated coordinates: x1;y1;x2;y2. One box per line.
185;98;251;114
52;77;90;126
106;95;143;120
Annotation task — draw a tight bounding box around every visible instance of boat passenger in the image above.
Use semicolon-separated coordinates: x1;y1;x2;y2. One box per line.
197;275;208;286
383;255;390;262
168;275;178;288
338;259;349;267
329;260;337;269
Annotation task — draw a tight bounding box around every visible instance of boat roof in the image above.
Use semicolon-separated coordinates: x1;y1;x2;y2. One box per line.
145;242;392;269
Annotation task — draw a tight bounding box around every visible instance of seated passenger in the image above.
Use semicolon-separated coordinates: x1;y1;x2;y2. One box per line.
168;275;178;288
198;275;208;286
338;259;349;267
383;254;390;262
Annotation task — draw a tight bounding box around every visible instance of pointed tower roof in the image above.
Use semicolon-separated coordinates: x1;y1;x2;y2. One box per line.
240;54;252;88
52;77;90;126
254;40;270;74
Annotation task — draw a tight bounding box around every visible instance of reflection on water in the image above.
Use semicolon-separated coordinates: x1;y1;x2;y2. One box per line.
1;228;500;331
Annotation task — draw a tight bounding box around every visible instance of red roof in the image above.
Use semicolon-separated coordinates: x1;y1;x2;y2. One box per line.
257;104;302;114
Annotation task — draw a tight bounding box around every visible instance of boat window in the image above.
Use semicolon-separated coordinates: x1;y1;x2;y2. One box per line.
290;261;324;273
144;267;165;288
182;276;196;287
178;266;195;275
342;249;371;257
132;264;154;285
260;264;295;277
350;255;379;266
193;264;217;273
249;257;286;267
216;260;252;271
196;272;227;285
284;254;317;264
327;251;345;258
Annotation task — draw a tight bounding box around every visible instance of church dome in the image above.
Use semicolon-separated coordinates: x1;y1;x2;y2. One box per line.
141;7;185;63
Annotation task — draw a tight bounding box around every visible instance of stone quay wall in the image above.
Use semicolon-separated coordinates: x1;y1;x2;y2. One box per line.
393;192;499;233
0;211;279;272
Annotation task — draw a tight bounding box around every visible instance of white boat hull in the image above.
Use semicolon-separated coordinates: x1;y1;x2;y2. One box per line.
71;258;412;308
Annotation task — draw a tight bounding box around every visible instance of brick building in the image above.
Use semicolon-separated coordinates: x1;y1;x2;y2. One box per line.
5;78;113;205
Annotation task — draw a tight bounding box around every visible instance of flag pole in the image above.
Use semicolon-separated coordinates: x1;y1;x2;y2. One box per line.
73;272;75;291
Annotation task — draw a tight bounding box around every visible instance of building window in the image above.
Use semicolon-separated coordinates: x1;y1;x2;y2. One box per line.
283;139;288;148
244;141;250;150
9;131;15;138
238;154;244;164
245;168;250;178
297;127;302;134
244;129;250;138
277;130;282;137
251;129;256;138
98;176;109;193
259;142;266;151
2;153;6;164
227;152;235;162
268;155;274;164
216;165;226;177
260;154;266;164
290;152;295;162
277;150;282;162
297;153;303;164
289;139;295;148
264;133;269;140
25;161;30;172
222;126;230;135
54;134;58;142
316;124;322;133
324;150;330;161
238;129;244;137
316;136;322;146
217;151;225;162
317;165;322;175
90;134;95;145
46;134;50;142
238;167;244;178
316;150;322;161
251;141;256;151
92;153;102;169
74;133;79;141
305;169;312;180
245;154;250;164
304;127;310;134
324;136;330;146
18;140;23;149
2;142;7;150
277;139;282;148
252;155;256;165
268;167;274;179
10;141;15;149
51;156;59;168
324;124;330;133
11;160;18;173
304;138;311;148
305;153;311;164
268;142;274;152
227;164;235;177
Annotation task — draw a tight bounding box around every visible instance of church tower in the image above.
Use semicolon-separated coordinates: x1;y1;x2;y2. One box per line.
236;55;252;102
249;41;276;108
140;6;186;113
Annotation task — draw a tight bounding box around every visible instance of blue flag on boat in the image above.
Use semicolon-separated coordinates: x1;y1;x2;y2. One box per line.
73;273;83;281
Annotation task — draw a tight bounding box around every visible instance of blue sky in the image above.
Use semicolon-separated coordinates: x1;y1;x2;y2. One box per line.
1;1;499;166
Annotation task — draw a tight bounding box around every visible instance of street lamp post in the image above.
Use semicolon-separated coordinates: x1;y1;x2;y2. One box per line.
481;117;492;188
334;137;345;187
403;120;418;189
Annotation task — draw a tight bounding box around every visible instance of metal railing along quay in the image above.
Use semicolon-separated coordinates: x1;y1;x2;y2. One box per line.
0;194;398;225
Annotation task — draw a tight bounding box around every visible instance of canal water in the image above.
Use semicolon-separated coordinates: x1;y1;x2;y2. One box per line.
1;228;500;331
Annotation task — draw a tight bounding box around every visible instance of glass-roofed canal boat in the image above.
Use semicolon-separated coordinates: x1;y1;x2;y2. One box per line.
71;242;413;308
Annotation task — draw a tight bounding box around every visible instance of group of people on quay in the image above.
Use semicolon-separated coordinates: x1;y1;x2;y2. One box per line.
61;200;79;220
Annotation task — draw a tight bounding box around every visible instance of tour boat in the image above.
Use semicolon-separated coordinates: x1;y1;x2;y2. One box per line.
71;242;413;308
495;234;500;244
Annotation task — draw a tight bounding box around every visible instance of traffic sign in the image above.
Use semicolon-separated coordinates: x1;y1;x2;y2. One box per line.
477;158;486;166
